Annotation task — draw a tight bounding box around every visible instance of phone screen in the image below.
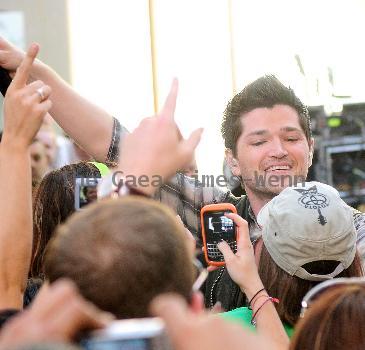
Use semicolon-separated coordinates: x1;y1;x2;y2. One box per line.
74;177;101;210
203;211;237;262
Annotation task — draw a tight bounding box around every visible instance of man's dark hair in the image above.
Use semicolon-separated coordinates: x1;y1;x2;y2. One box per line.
44;197;194;319
221;75;312;155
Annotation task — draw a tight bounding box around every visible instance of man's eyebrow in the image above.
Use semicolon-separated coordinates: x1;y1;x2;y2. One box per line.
244;127;304;138
245;130;268;137
280;126;303;133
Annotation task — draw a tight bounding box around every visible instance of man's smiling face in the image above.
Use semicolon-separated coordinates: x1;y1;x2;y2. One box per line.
229;104;313;198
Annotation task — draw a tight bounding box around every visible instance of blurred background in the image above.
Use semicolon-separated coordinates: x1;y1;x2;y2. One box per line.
1;0;365;210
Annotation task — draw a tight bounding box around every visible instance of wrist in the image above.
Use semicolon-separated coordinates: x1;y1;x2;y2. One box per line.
242;279;265;301
0;136;30;155
31;59;48;82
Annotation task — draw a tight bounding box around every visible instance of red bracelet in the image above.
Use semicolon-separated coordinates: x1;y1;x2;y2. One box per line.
251;296;280;326
251;294;270;310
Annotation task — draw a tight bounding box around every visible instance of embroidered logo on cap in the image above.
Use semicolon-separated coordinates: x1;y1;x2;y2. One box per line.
294;185;329;226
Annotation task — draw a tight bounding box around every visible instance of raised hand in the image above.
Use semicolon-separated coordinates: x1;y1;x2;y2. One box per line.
216;215;288;346
2;43;52;150
118;79;203;195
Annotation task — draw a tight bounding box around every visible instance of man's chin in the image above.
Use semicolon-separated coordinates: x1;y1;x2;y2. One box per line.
253;173;305;195
253;184;284;197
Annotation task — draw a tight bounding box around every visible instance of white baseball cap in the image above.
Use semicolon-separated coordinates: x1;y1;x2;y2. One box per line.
257;182;357;281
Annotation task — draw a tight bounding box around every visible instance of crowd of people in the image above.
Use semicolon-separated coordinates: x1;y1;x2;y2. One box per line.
0;35;364;350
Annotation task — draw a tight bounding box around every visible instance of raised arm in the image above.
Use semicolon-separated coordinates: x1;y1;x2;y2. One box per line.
0;43;51;309
0;36;114;161
151;294;286;350
217;214;289;348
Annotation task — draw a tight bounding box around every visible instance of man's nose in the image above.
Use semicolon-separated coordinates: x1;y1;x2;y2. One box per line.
268;139;289;158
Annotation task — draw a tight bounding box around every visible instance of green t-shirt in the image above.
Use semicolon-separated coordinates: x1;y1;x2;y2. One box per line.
220;307;294;338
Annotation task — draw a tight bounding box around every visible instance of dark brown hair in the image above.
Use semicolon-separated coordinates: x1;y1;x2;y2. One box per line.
221;75;311;155
291;285;365;350
31;162;101;278
44;196;195;319
258;244;363;326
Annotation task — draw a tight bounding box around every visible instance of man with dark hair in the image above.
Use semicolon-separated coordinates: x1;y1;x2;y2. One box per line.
222;75;313;199
44;196;195;319
148;75;364;311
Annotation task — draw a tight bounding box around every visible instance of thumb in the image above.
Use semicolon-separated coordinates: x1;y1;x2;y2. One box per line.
150;294;189;323
178;128;203;160
217;240;235;262
150;294;190;340
186;128;203;149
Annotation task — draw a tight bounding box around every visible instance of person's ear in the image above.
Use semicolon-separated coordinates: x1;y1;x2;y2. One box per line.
308;150;313;165
225;149;241;177
308;138;315;167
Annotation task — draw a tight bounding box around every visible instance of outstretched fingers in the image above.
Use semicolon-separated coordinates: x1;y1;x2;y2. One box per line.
159;78;178;121
11;43;38;88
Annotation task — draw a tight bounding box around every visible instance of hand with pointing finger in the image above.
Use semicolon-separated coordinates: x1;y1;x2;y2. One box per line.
118;78;203;195
2;43;52;150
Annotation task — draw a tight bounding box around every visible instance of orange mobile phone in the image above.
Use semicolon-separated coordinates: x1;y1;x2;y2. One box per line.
200;203;238;267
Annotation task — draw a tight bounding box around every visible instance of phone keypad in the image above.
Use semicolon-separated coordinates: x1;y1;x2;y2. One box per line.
207;241;237;260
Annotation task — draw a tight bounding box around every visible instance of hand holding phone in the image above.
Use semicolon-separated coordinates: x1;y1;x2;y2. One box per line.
216;213;263;298
200;203;238;266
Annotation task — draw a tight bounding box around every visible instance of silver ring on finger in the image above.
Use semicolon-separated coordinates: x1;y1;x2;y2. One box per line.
36;87;46;102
